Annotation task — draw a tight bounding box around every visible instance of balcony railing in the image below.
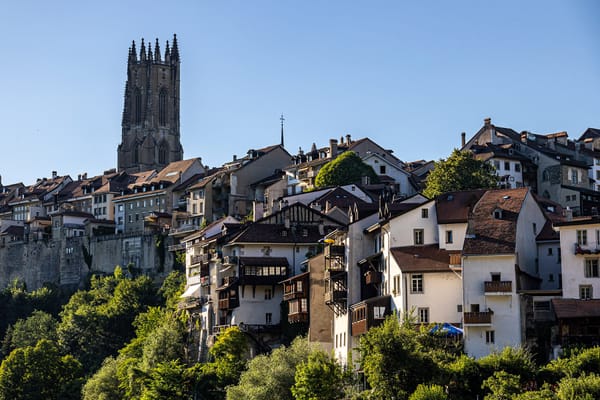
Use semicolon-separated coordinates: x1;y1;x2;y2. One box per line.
288;311;309;324
350;295;391;336
218;297;239;310
449;253;462;267
223;255;238;265
283;286;306;301
324;289;347;304
484;281;512;294
463;311;493;325
325;245;345;259
574;243;600;255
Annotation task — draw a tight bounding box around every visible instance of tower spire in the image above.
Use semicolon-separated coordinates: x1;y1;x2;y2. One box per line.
154;38;161;62
130;40;137;62
147;40;153;61
171;34;179;62
140;38;146;61
164;40;171;63
280;114;285;148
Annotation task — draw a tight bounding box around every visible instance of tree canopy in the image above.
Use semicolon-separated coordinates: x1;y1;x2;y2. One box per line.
314;151;379;188
423;149;499;198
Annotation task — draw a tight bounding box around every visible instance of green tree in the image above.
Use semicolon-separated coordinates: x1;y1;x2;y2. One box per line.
314;151;379;188
477;347;537;386
423;149;499;198
409;384;448;400
291;350;343;400
227;336;313;400
0;339;83;400
482;371;522;400
141;360;192;400
159;271;185;310
1;310;58;357
357;316;439;400
556;374;600;400
82;357;124;400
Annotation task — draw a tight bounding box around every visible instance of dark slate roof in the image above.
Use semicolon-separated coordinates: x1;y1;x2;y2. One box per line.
536;220;558;242
463;187;529;255
577;128;600;142
435;190;486;224
240;256;289;266
552;298;600;319
390;244;457;273
1;225;24;236
228;223;334;244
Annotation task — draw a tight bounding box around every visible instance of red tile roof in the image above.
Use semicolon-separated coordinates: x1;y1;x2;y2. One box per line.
390;244;458;273
463;187;529;255
435;190;486;224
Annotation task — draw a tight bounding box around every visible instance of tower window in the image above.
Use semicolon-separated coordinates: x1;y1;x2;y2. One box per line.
159;89;168;125
159;145;167;164
134;88;142;124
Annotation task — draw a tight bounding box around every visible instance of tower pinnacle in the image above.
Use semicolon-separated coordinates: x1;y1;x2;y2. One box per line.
280;114;285;148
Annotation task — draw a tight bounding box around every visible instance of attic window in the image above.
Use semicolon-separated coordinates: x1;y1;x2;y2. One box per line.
447;195;454;201
281;230;288;237
493;209;503;219
166;171;178;177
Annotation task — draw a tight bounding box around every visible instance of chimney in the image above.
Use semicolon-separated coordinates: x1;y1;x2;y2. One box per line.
78;174;82;181
52;171;57;179
340;136;344;144
329;139;338;158
565;207;573;221
346;134;352;144
233;155;237;161
484;117;491;126
461;132;466;147
521;132;527;143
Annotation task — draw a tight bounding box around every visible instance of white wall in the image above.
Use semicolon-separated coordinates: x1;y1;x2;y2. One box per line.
516;193;548;277
558;222;600;299
387;200;438;247
537;241;562;290
437;222;468;251
463;254;522;358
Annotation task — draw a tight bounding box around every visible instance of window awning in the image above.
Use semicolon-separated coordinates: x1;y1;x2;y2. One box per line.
180;284;201;298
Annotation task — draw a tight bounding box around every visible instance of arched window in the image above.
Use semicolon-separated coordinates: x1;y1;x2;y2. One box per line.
134;88;142;124
159;144;167;164
133;144;140;164
159;89;168;126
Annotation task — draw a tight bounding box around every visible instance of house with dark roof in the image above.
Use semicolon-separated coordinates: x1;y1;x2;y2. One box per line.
462;187;547;358
464;118;596;216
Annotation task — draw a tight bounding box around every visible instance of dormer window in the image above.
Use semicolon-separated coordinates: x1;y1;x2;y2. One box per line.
493;209;503;219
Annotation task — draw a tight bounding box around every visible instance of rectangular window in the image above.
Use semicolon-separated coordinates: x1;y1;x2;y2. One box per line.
373;306;386;319
515;163;521;172
504;161;510;170
597;230;600;246
264;289;272;300
457;304;463;313
547;247;553;256
585;259;599;278
580;285;593;300
418;307;429;323
533;223;537;235
411;274;423;293
266;313;272;325
571;170;578;184
493;160;500;170
577;230;588;246
379;165;386;174
486;330;495;344
446;230;453;244
414;229;424;245
393;274;401;295
421;209;429;218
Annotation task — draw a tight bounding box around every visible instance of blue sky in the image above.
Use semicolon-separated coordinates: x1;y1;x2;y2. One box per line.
1;1;599;185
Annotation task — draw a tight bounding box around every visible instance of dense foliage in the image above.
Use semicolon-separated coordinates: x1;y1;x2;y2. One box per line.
314;151;379;188
4;277;600;399
423;149;499;198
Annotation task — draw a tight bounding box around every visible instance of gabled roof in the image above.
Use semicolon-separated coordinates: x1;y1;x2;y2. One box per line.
577;128;600;142
390;244;458;273
536;220;558;242
463;187;530;255
435;190;486;224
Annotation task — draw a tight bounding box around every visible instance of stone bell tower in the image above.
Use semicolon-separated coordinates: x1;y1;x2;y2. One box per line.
117;34;183;172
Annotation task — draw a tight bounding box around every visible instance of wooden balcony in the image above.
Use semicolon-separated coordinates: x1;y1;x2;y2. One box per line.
325;244;345;259
282;272;309;301
288;311;309;324
364;270;382;285
484;281;512;295
463;311;493;326
324;289;347;304
449;253;462;268
350;295;392;336
218;297;239;310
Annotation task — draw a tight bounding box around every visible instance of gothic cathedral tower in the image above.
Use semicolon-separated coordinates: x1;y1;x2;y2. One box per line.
118;34;183;172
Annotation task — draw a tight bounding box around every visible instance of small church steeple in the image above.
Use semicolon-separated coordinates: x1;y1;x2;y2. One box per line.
154;38;161;62
171;34;179;63
280;114;285;148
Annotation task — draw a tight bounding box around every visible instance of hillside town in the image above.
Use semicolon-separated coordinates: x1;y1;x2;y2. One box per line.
2;35;600;379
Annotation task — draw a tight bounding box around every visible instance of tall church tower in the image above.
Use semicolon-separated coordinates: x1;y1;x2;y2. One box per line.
118;34;183;172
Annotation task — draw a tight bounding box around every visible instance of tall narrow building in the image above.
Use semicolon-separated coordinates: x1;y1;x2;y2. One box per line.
118;34;183;172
